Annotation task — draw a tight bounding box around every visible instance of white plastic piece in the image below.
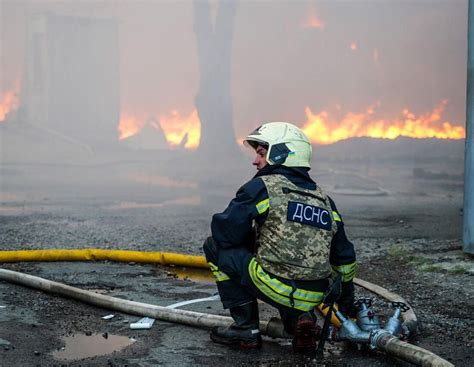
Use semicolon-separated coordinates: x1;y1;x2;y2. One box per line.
130;317;155;330
101;314;115;320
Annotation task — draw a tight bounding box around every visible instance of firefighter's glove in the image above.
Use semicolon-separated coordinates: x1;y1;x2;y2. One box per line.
337;281;357;318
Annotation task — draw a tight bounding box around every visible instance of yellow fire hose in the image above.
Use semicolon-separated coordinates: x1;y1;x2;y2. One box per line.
0;248;453;366
0;249;338;324
0;249;208;268
0;248;407;328
0;249;343;324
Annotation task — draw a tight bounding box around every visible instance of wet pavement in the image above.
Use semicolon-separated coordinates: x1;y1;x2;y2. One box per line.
52;333;136;361
0;261;405;366
0;157;471;366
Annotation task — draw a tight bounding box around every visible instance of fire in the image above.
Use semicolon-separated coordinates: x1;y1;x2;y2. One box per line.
159;109;201;150
118;109;201;149
350;42;358;51
302;100;465;145
0;88;20;122
301;5;325;29
118;113;145;140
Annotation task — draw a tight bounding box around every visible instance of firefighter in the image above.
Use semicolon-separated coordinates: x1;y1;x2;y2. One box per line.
203;122;356;351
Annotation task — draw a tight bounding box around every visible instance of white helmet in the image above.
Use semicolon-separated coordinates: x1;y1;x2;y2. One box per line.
244;122;312;168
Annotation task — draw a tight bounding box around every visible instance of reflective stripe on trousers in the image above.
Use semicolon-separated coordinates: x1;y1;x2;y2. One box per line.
247;258;324;312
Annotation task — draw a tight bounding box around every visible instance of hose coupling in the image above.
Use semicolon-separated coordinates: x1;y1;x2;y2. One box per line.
334;311;371;344
369;328;392;350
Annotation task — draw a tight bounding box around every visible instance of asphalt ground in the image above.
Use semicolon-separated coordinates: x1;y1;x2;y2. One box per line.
0;159;472;366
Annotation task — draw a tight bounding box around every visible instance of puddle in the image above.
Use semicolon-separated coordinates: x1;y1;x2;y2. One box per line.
52;333;136;361
166;266;214;283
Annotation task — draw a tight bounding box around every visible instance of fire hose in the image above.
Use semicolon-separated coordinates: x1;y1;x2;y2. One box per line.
0;249;453;366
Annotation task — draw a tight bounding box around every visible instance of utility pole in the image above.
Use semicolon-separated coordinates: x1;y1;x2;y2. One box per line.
463;0;474;254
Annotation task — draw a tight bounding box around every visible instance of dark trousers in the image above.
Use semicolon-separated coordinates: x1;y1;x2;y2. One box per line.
203;237;327;333
203;236;258;308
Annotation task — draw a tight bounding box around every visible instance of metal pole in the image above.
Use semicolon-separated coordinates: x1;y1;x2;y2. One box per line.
463;0;474;254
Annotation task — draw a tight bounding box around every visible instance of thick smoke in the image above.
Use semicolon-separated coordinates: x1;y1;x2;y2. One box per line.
0;0;468;203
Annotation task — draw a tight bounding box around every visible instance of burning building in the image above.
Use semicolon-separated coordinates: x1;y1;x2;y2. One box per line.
22;13;119;150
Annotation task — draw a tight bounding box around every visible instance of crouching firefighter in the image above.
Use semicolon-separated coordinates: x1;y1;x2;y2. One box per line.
203;122;357;352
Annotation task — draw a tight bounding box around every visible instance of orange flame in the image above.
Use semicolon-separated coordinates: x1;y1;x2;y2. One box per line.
350;42;358;51
118;113;145;140
302;100;465;145
159;109;201;150
0;88;20;122
301;5;325;29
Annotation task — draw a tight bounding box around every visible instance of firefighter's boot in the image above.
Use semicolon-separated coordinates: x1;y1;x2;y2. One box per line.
292;312;319;353
210;301;262;349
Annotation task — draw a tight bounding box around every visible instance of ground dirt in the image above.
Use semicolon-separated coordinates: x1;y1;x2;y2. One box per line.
0;158;472;366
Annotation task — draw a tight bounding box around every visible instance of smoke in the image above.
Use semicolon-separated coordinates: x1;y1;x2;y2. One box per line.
1;1;468;134
0;0;468;204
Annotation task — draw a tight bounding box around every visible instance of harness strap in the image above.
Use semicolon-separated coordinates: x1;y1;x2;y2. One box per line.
289;280;297;308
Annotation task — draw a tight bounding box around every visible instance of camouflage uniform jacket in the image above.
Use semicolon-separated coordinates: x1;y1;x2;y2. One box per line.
211;165;356;283
255;174;337;279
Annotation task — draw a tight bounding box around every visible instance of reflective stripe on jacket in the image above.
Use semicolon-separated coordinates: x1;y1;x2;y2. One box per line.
248;258;325;311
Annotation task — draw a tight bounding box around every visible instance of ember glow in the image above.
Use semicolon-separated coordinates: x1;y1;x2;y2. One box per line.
301;5;325;29
0;88;20;122
118;109;201;149
350;42;358;51
118;113;145;140
302;100;465;145
159;109;201;150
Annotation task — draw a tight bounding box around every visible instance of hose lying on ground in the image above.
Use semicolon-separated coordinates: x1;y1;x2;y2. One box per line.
0;268;287;337
0;267;453;367
0;249;208;268
0;249;452;366
374;332;455;367
0;249;414;330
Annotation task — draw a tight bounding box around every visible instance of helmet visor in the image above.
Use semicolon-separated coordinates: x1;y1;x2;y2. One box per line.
243;137;269;150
